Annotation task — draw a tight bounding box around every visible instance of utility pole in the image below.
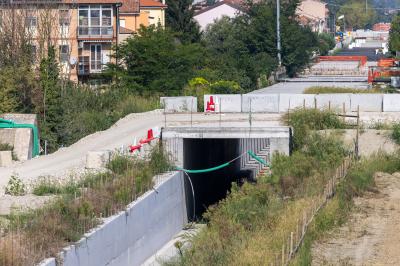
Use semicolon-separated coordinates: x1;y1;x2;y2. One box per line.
277;0;282;66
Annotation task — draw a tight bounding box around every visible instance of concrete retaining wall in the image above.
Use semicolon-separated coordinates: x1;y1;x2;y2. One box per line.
41;172;187;266
350;94;383;112
242;94;279;113
315;94;351;111
196;93;398;113
0;114;37;161
279;94;316;112
204;94;242;112
160;97;197;113
383;94;400;112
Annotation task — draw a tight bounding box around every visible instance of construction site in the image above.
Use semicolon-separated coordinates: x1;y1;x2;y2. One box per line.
2;28;400;266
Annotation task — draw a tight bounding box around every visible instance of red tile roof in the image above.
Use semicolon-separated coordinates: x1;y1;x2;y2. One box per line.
120;0;140;13
140;0;166;8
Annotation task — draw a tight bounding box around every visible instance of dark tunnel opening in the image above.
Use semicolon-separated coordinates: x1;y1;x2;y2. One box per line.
183;138;252;221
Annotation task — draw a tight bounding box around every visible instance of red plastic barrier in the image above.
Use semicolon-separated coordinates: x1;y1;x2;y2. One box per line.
139;129;156;144
129;144;142;153
318;56;367;66
206;96;216;112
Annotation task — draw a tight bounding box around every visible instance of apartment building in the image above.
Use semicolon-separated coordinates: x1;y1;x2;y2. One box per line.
0;0;166;83
296;0;329;33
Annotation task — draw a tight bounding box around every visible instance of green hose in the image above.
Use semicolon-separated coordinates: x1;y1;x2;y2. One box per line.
248;151;269;167
0;118;40;158
176;162;231;174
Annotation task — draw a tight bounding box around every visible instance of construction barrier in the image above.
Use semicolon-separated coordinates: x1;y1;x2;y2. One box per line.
318;56;368;66
160;97;197;113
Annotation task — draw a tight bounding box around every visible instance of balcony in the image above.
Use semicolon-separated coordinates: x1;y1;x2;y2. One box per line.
77;26;113;39
78;56;105;75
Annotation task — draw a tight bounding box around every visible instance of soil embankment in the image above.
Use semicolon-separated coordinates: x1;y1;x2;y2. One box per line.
312;172;400;265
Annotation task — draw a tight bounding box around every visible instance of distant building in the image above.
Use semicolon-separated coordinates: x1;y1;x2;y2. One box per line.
193;0;242;31
296;0;329;33
0;0;166;83
373;23;391;32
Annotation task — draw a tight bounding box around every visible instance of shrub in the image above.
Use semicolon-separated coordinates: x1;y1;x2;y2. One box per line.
5;175;26;196
285;108;346;150
304;86;380;94
392;122;400;144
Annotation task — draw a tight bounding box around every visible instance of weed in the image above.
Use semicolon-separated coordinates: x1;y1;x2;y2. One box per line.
392;123;400;144
303;86;381;94
5;175;26;196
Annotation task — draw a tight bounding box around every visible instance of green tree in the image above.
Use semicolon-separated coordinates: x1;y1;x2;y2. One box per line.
389;14;400;56
165;0;201;43
337;1;377;30
38;46;63;152
0;67;20;113
109;25;205;94
317;33;336;56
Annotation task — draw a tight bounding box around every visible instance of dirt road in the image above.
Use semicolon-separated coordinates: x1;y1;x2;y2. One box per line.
312;172;400;265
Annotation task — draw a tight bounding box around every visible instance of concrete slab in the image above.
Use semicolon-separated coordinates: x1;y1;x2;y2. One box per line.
279;94;316;112
241;94;279;113
204;94;242;112
160;97;197;113
0;151;12;167
383;94;400;112
315;94;351;111
350;94;383;112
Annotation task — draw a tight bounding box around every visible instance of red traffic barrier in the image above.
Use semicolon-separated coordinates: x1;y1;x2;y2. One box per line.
139;129;156;144
129;144;142;153
206;96;216;112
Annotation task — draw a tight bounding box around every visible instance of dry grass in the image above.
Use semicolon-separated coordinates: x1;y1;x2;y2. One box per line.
303;86;381;94
0;145;171;265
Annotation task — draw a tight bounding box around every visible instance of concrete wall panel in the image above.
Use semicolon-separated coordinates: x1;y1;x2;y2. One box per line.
43;172;187;266
160;97;197;113
279;94;316;112
383;94;400;112
204;95;242;112
241;94;279;113
315;94;351;111
350;94;383;112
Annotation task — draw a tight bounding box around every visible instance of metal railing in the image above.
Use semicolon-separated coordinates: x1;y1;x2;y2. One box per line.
77;26;113;38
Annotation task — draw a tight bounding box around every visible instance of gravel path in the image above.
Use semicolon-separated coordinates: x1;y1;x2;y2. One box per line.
312;172;400;265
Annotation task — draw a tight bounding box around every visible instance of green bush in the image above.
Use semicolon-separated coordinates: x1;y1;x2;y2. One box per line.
285;108;346;150
392;123;400;144
5;175;26;196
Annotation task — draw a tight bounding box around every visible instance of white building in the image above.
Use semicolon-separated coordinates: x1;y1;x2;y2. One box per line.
194;1;242;31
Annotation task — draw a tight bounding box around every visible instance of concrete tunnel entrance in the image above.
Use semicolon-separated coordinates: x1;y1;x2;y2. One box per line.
183;138;251;219
161;127;292;222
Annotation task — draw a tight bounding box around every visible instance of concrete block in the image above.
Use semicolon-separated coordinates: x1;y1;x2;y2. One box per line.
0;151;12;167
350;94;383;112
241;94;279;113
315;94;351;111
279;94;316;112
204;94;242;112
160;97;197;113
85;150;111;169
383;94;400;112
38;258;56;266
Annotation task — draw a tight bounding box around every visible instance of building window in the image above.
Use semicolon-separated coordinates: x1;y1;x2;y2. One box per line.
59;9;70;26
25;10;37;28
59;45;69;63
119;19;125;28
90;44;102;72
78;5;113;36
78;5;113;27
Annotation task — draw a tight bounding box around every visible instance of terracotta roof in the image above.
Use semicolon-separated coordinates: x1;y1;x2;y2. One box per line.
119;26;135;34
140;0;166;8
120;0;140;13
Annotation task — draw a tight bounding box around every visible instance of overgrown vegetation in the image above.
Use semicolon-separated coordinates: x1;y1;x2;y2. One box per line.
392;122;400;144
292;152;400;265
166;109;349;265
4;175;26;196
303;86;381;94
284;108;347;150
0;145;171;265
